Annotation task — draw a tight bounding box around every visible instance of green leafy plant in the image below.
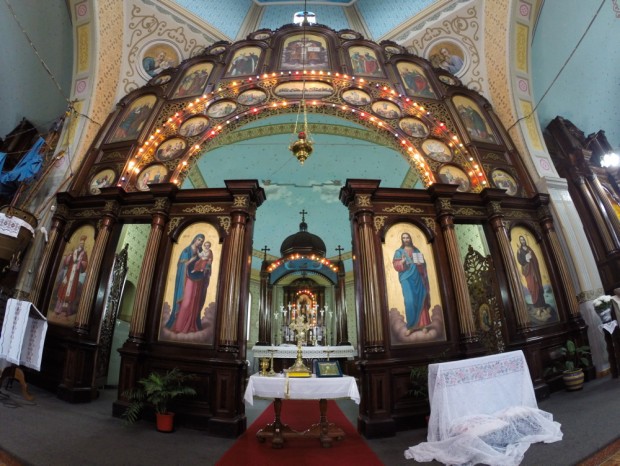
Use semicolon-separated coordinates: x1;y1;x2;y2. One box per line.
409;365;429;399
561;339;591;371
545;339;591;377
122;368;197;424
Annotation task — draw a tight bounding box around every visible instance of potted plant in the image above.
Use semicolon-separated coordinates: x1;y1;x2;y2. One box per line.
545;339;591;391
122;368;197;432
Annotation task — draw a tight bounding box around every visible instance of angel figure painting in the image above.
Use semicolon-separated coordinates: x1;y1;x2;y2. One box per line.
159;223;221;345
383;223;446;345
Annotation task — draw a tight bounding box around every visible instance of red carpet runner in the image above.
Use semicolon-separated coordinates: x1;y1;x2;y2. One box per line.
216;399;384;466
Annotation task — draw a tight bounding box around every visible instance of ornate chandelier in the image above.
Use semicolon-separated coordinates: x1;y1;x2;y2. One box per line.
288;6;314;165
289;99;313;164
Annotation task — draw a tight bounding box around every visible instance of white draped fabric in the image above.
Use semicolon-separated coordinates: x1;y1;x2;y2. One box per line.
405;351;562;466
244;373;360;405
0;298;48;371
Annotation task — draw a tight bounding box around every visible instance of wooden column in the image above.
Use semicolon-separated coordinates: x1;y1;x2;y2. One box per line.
256;261;271;345
536;201;580;318
577;176;616;251
30;207;67;306
74;201;118;333
335;260;350;345
218;195;250;349
128;205;169;342
588;174;620;249
485;199;531;331
435;197;477;341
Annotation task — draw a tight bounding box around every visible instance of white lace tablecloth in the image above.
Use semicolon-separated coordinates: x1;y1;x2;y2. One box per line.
244;373;360;405
251;344;357;359
405;351;562;465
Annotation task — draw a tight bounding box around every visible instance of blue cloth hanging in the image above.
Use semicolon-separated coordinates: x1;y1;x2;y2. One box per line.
0;136;45;183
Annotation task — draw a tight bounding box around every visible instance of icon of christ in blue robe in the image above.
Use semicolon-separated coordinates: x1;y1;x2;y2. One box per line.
393;232;431;335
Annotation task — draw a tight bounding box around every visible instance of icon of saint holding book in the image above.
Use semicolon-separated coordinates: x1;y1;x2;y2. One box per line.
393;232;431;335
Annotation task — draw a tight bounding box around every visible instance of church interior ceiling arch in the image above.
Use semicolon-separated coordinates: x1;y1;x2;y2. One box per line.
85;22;523;268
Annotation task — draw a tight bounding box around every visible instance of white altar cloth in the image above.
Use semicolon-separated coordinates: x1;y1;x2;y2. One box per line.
405;351;562;465
244;373;360;405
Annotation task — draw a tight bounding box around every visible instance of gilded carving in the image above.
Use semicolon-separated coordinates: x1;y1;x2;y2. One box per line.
183;204;225;214
454;207;483;217
439;198;452;211
233;196;248;208
55;204;69;218
154;198;169;211
75;209;101;218
504;210;534;220
422;217;436;231
167;217;181;235
374;216;387;232
122;207;152;216
218;215;231;234
486;202;502;216
382;205;423;214
103;200;119;214
100;151;125;162
356;194;372;207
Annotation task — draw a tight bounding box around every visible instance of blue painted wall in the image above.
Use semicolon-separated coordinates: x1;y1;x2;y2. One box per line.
0;0;72;139
532;0;620;149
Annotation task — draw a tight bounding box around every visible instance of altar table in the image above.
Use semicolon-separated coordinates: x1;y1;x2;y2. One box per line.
405;351;562;465
244;373;360;448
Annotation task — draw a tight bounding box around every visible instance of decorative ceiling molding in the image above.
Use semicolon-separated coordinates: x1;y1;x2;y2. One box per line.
159;0;232;42
380;0;467;42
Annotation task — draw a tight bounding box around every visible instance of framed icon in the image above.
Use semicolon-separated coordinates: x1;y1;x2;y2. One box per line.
89;168;116;195
274;81;334;99
251;31;271;41
348;46;384;77
342;88;372;106
371;100;401;119
155;137;186;162
397;61;436;98
399;117;429;138
172;62;213;99
280;33;330;70
237;89;268;106
438;165;470;192
491;169;519;196
108;94;156;143
179;116;209;138
136;164;168;191
422;139;453;162
206;100;237;118
225;46;262;77
314;360;343;377
453;95;499;144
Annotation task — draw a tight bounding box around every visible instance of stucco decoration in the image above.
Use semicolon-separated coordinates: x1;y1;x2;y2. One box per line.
390;1;484;94
121;1;220;96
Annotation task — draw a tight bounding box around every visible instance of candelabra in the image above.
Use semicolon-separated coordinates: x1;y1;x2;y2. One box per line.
285;314;311;377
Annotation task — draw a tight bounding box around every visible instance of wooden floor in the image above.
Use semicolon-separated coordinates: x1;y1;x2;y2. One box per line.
579;438;620;466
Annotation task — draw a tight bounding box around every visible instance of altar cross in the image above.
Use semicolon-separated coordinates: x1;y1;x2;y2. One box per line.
261;245;270;260
335;245;344;260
